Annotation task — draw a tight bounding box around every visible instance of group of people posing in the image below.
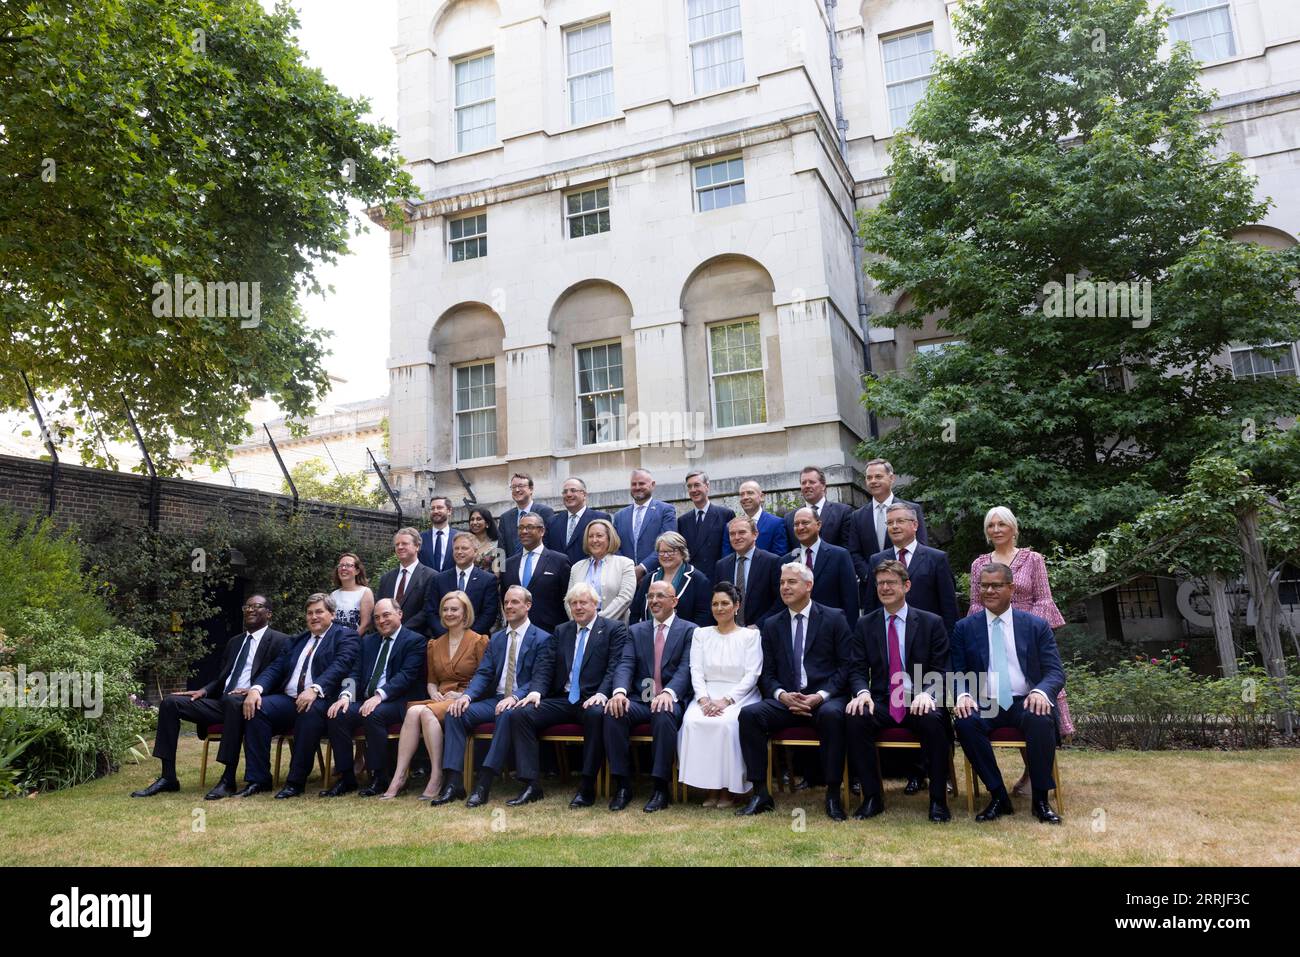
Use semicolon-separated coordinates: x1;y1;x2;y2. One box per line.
133;461;1068;825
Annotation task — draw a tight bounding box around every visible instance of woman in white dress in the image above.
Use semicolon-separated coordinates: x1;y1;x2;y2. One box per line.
566;519;637;623
678;581;763;808
329;552;374;635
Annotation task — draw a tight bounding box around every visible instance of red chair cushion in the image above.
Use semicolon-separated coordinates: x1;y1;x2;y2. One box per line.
990;728;1027;743
631;723;653;736
877;727;920;743
470;722;496;735
773;726;819;742
540;723;584;736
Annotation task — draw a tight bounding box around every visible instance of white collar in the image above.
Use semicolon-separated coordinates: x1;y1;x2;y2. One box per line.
399;559;419;574
985;607;1013;630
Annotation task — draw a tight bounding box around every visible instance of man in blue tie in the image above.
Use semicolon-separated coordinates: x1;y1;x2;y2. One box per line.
418;496;458;572
951;562;1065;824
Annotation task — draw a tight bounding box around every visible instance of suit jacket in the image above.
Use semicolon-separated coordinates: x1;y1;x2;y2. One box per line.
751;509;788;556
417;526;461;573
546;508;613;564
498;502;556;558
613;499;677;576
781;541;860;623
253;622;360;700
501;547;572;637
463;622;553;701
376;561;437;638
615;616;695;703
784;500;852;549
344;625;427;706
850;605;950;704
536;616;628;701
629;564;712;627
201;627;291;697
758;601;852;700
950;609;1065;705
864;542;958;635
678;503;735;581
427;564;499;637
714;548;783;628
847;498;929;581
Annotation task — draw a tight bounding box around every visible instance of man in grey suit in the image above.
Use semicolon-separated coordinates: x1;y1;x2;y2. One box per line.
376;527;437;638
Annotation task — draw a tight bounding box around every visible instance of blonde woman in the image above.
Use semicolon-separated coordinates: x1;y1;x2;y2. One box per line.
630;531;712;626
566;518;637;623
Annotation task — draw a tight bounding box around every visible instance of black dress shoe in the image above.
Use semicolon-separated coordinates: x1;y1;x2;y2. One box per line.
1032;798;1062;824
608;787;632;812
204;781;236;801
357;785;382;797
904;775;926;796
975;793;1015;821
791;777;812;792
642;790;670;813
319;779;357;798
130;777;180;798
235;781;271;798
852;794;885;819
506;784;544;806
465;783;493;808
430;783;466;806
929;800;952;822
735;793;775;816
825;793;848;821
274;784;303;800
568;789;596;808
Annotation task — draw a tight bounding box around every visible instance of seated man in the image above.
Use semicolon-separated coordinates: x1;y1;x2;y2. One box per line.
316;598;426;798
845;560;952;822
132;594;289;799
238;594;359;797
604;580;695;813
736;563;852;820
478;583;626;808
952;562;1065;824
430;585;552;806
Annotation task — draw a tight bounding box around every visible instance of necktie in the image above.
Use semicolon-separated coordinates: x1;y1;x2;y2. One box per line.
989;616;1013;711
899;547;909;569
876;503;887;550
652;622;667;695
734;556;748;625
295;636;321;695
805;547;814;571
434;530;444;567
521;550;536;588
887;615;905;723
366;636;394;698
568;626;589;704
503;629;520;696
224;633;252;694
812;502;820;519
632;505;645;546
792;613;806;692
566;512;578;544
697;509;705;526
395;568;408;605
458;569;467;591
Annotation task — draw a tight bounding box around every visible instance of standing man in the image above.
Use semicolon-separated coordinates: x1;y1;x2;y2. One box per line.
418;496;459;573
498;473;555;558
377;527;437;638
783;466;851;548
865;504;957;636
714;516;782;628
678;471;734;581
501;513;571;637
738;479;788;556
546;477;612;564
612;468;677;582
782;506;859;623
131;594;290;799
847;458;928;597
427;532;499;636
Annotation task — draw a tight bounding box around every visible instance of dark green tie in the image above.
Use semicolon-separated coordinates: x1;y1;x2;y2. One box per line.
366;637;394;698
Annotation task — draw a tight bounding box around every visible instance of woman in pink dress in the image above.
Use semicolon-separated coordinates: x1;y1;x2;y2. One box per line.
968;506;1074;796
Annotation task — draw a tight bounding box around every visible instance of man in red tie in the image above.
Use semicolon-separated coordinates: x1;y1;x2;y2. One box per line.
845;559;952;822
864;504;958;635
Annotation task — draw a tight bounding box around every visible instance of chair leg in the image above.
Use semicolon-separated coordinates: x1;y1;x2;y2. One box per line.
315;745;327;784
200;738;211;790
273;736;283;787
1053;753;1064;814
965;755;976;814
465;739;475;793
948;749;958;798
324;742;333;783
765;742;773;797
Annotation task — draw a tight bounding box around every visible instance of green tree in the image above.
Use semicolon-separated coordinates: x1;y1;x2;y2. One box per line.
283;459;385;509
858;0;1300;564
0;0;417;473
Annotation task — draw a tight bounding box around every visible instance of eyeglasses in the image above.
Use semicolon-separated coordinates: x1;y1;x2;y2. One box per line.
979;582;1012;590
242;603;268;611
336;562;356;569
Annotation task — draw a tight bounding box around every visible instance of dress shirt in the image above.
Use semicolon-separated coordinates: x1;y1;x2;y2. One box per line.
892;535;916;567
775;602;828;701
614;614;678;701
496;617;532;697
429;526;451;566
872;494;895;550
956;608;1051;709
229;625;268;691
256;630;325;696
733;547;755;593
799;537;822;568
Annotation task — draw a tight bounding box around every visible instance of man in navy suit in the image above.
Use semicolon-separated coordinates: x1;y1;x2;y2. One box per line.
315;598;427;797
431;585;554;806
492;583;628;808
848;458;928;601
605;580;694;812
846;560;952;822
498;472;555;558
238;594;360;797
736;563;853;820
612;468;677;582
546;477;612;564
952;562;1065;824
418;496;459;573
427;532;499;636
714;516;782;628
377;527;438;637
738;479;788;555
679;470;734;581
865;504;958;635
501;513;571;636
782;507;859;623
783;466;852;548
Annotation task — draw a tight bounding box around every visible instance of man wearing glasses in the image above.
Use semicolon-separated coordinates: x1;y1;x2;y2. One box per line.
498;473;555;558
131;595;290;799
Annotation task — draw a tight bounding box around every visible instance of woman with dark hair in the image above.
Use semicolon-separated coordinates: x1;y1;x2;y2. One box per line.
466;506;502;572
330;552;374;635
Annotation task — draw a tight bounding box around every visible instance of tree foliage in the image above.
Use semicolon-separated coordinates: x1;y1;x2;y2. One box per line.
283;458;386;509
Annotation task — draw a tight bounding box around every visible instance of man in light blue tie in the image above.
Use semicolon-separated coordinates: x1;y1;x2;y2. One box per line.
613;468;678;584
951;562;1065;824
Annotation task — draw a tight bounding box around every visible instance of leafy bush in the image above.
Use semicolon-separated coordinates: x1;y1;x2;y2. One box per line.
0;511;114;641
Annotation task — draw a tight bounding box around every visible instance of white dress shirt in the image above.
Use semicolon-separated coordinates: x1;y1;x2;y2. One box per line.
228;625;268;691
775;602;829;701
257;630;326;696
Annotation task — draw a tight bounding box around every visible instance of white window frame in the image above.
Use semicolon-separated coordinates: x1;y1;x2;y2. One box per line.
708;318;767;429
1230;342;1298;381
1168;0;1237;64
687;0;745;95
453;361;497;462
453;50;496;153
448;212;487;262
565;18;615;125
915;338;964;356
575;339;626;446
693;154;745;212
881;26;936;133
564;183;611;238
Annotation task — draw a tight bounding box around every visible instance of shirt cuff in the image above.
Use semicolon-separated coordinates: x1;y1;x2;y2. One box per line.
310;684;323;696
377;689;388;702
854;689;870;699
774;688;787;700
613;687;627;697
665;688;678;702
958;692;975;704
251;685;264;694
817;690;829;701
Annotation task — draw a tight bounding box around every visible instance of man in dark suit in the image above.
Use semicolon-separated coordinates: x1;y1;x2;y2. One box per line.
783;465;852;548
546;477;612;564
431;585;554;806
417;496;460;573
377;527;437;637
714;515;782;628
678;470;734;581
497;472;555;558
131;594;290;799
848;458;928;600
238;594;359;797
312;598;427;797
952;562;1066;824
501;512;571;636
782;507;860;623
736;563;853;820
604;580;694;812
846;559;952;822
427;532;499;636
612;468;677;581
865;503;958;635
738;479;788;555
488;583;627;807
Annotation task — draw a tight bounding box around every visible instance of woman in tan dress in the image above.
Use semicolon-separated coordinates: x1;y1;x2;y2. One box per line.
380;590;489;800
